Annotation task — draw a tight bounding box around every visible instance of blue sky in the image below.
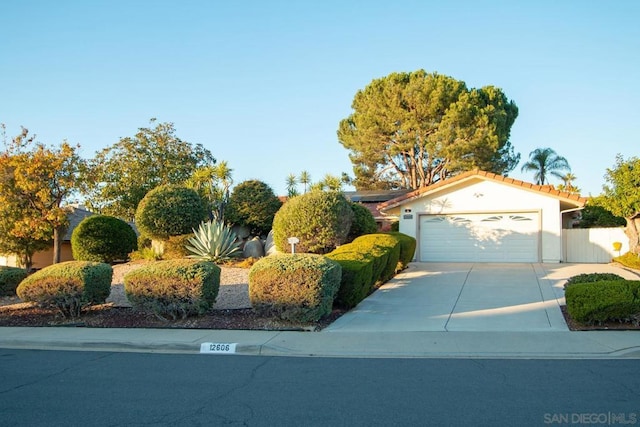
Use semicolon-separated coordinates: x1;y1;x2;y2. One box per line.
1;0;638;198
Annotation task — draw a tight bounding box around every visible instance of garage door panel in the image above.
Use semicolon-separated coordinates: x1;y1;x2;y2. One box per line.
419;213;539;262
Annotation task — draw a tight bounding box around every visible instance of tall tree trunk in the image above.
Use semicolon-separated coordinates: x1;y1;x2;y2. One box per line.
53;226;64;264
625;217;640;255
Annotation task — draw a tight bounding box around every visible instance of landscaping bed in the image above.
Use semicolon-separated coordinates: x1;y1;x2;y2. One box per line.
0;262;346;331
560;305;640;331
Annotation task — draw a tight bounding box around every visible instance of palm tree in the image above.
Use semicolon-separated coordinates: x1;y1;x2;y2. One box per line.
286;173;299;197
560;172;580;194
520;148;571;185
299;170;311;193
320;174;343;191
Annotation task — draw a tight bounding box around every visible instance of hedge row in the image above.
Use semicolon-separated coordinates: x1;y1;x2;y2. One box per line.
124;259;220;320
565;280;640;324
326;232;416;309
0;266;28;297
248;253;341;323
563;273;625;289
16;261;112;318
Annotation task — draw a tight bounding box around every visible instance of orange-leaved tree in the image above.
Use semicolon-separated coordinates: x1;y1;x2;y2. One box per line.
0;125;86;269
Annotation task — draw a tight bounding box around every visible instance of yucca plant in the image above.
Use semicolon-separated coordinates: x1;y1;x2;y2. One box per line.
185;220;243;262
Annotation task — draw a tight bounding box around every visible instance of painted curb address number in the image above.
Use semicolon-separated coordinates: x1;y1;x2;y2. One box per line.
200;342;237;354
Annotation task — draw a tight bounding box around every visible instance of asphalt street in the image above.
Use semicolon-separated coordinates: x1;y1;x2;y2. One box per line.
1;349;639;426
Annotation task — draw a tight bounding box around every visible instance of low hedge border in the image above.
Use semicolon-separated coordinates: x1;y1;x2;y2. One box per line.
326;233;409;309
248;253;342;323
563;273;625;289
351;234;401;284
385;232;417;272
124;259;220;320
565;280;640;324
325;249;374;309
0;266;28;296
16;261;112;318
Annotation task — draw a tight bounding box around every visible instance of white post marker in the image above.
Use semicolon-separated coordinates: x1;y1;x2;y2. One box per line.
200;342;238;354
287;237;299;253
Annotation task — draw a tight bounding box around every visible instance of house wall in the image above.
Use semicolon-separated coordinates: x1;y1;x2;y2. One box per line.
396;180;564;262
0;254;19;268
31;243;75;270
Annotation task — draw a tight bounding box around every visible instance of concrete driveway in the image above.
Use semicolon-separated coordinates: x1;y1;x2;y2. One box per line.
325;262;640;332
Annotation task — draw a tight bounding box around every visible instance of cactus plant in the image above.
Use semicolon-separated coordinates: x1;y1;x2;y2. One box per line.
185;220;243;262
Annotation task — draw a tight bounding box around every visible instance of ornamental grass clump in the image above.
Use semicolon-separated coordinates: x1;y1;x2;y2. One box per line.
0;266;28;296
16;261;112;318
124;259;220;320
185;220;242;262
248;254;342;323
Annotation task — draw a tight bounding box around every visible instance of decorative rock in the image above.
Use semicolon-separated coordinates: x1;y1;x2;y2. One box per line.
243;237;265;258
232;225;251;240
264;230;279;256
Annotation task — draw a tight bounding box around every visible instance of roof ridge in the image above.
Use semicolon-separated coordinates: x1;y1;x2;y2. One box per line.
377;169;587;211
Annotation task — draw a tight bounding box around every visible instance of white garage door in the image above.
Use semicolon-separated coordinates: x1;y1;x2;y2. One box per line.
419;213;539;262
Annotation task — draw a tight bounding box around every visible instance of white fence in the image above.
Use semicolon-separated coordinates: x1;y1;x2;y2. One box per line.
563;227;628;263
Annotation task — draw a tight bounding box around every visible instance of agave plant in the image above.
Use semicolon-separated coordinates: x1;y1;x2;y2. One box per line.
185;220;243;262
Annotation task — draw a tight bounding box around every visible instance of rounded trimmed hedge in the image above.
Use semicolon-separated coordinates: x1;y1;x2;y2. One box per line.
565;280;640;324
225;180;282;237
248;253;342;323
135;185;207;240
0;266;28;296
16;261;112;318
385;232;416;271
124;259;220;320
346;202;378;242
71;215;138;263
272;191;354;254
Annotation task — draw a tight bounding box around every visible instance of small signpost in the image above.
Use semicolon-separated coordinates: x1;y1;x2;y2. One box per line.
287;237;299;253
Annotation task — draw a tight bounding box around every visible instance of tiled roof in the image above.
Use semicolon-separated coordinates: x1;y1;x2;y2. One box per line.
62;206;95;241
378;169;587;212
344;189;412;203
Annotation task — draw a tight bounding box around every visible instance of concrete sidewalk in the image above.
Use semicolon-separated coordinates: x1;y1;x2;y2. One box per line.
1;327;639;359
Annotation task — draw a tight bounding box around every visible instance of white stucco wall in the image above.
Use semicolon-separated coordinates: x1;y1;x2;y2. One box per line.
396;179;563;262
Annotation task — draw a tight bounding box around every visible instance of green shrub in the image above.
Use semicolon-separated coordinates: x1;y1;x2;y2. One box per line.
71;215;138;263
0;266;28;296
385;232;416;271
351;233;401;284
346;202;378;243
135;185;207;240
130;247;164;261
576;205;626;228
564;272;626;289
248;254;342;323
225;180;282;237
565;280;640;324
162;234;194;259
272;191;354;254
325;247;375;308
614;252;640;270
124;259;220;320
16;261;112;318
185;220;242;262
